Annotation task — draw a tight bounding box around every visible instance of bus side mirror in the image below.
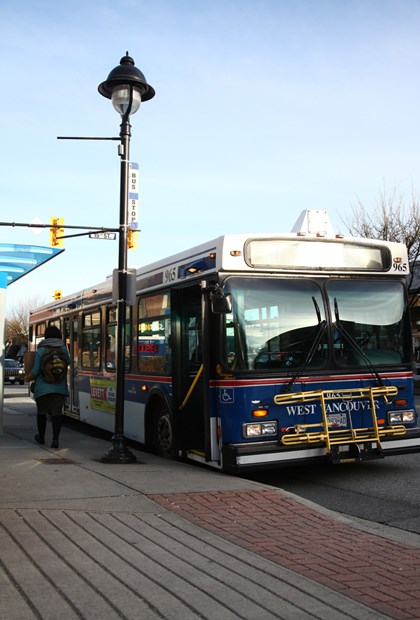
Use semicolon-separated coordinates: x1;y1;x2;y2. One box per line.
211;290;232;314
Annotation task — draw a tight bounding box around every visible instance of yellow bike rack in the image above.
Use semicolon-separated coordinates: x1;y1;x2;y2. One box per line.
274;386;406;463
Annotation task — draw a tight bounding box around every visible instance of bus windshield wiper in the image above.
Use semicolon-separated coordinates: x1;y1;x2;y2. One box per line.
312;295;322;324
333;298;384;387
282;318;327;394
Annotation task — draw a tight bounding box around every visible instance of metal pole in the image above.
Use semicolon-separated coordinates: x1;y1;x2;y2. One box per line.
0;283;6;436
101;114;136;463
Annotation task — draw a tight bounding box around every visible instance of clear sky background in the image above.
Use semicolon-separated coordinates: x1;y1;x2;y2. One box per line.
2;0;420;313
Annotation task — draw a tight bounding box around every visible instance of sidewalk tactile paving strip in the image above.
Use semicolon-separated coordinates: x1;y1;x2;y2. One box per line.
150;489;420;620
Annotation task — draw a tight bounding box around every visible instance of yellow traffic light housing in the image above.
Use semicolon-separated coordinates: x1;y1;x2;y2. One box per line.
53;290;62;300
50;217;64;247
127;228;138;250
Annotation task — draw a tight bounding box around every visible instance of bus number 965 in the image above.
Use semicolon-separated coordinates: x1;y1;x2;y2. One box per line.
164;267;177;283
392;260;408;272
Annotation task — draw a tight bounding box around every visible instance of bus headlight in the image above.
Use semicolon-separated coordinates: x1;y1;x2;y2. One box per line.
243;421;277;438
388;410;415;424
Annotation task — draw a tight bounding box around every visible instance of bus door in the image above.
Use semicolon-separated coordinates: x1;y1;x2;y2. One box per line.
64;317;80;417
172;284;209;456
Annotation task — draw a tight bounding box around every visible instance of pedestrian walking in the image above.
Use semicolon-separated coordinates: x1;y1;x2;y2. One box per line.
25;325;71;449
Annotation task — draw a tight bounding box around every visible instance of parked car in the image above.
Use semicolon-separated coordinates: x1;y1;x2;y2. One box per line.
3;359;25;385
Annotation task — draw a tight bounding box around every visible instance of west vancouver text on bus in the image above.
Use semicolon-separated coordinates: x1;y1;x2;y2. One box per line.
28;209;420;473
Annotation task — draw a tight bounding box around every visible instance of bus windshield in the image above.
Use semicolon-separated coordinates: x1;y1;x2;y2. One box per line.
223;277;410;371
224;278;328;371
327;279;409;368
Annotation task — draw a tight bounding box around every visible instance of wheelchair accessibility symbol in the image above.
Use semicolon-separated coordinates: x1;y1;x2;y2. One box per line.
220;388;234;403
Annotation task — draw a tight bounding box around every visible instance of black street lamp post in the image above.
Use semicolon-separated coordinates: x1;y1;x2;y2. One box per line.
98;53;155;463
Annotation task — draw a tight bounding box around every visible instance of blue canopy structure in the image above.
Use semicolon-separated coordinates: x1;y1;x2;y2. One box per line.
0;243;65;432
0;244;64;287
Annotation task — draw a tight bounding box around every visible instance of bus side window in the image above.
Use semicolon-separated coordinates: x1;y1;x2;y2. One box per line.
81;311;101;369
138;293;171;374
106;323;117;371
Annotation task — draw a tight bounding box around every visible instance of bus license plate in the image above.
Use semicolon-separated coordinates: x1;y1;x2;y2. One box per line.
327;413;347;428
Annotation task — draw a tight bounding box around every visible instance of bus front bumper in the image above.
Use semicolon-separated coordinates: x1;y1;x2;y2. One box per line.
221;427;420;474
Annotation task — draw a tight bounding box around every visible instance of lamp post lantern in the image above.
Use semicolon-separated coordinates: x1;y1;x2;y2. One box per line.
99;52;155;463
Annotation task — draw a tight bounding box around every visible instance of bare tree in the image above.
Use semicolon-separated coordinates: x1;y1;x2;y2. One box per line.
342;183;420;268
6;296;46;358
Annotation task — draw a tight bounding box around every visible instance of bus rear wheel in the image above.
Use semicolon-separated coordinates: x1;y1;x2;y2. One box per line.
153;403;175;458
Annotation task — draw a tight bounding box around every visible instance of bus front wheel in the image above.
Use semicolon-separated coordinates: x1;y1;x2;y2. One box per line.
153;403;175;458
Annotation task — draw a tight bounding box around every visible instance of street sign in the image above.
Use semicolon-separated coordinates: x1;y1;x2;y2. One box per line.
89;232;116;240
30;217;44;235
128;162;139;230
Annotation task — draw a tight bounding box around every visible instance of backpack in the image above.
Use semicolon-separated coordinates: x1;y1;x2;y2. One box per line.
40;346;68;383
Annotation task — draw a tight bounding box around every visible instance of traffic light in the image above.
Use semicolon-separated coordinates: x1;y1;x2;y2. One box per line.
127;228;138;250
53;290;62;300
50;217;64;247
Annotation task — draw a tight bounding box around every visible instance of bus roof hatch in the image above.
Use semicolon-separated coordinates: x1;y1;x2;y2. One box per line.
291;209;335;236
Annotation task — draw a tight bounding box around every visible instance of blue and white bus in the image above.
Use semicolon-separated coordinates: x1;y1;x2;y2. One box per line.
29;209;420;472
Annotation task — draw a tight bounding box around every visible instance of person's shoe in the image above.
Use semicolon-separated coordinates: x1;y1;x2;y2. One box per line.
51;439;59;449
34;434;45;445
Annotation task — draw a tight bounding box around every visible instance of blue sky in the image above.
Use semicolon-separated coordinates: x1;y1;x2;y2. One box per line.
2;0;420;311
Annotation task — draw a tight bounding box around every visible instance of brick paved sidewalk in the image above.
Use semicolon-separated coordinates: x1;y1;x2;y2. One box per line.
150;489;420;620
